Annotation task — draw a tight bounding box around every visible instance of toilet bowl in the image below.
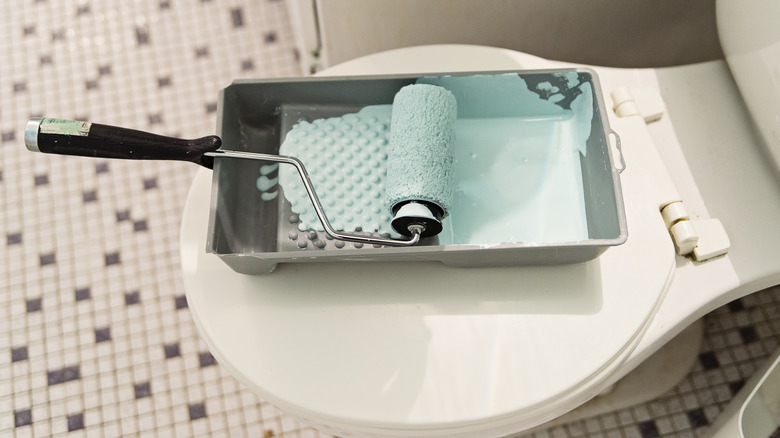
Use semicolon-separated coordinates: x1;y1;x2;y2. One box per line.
180;3;780;436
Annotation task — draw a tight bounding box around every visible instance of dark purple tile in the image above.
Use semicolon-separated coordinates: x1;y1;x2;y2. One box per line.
34;174;49;186
7;233;22;245
26;298;42;313
687;408;708;427
136;26;150;45
85;79;99;90
124;291;140;305
134;381;151;398
199;352;216;367
2;131;15;142
23;25;35;36
40;253;56;266
95;162;109;174
105;252;121;266
116;209;131;222
727;298;744;312
739;326;758;343
143;178;157;190
729;379;745;395
40;54;53;65
12;346;28;362
160;0;171;9
175;295;188;309
76;4;90;15
48;365;80;385
14;82;27;93
148;113;163;125
188;403;206;420
231;7;244;27
133;220;147;232
14;409;32;427
195;46;209;58
98;65;112;76
264;32;277;43
241;59;254;71
95;327;111;343
83;190;97;202
638;420;659;438
75;287;91;301
164;343;180;359
205;102;218;113
699;351;719;370
157;76;171;87
67;412;84;431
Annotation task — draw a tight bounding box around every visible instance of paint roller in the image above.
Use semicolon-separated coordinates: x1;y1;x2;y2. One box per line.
386;84;457;238
23;84;457;245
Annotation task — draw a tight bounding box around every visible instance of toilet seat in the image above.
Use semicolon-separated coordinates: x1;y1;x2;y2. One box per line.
181;46;680;436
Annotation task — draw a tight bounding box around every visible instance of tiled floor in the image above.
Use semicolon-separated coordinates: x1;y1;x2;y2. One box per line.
1;1;778;437
517;289;780;438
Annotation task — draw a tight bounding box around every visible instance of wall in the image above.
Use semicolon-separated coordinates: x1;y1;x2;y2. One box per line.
310;0;722;69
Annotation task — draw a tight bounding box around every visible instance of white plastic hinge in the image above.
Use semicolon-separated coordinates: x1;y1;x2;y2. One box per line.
611;87;666;123
660;201;730;262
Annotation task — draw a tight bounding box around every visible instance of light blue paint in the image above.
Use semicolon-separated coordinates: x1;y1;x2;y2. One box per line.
571;82;593;156
417;73;566;118
556;71;580;88
259;164;278;176
275;73;596;245
256;175;278;191
439;116;588;245
536;81;560;93
277;105;395;234
261;191;279;201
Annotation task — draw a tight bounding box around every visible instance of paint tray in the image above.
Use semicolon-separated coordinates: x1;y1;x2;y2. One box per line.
206;69;627;274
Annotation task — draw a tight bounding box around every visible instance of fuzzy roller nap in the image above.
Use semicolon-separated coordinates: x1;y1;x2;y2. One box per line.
386;84;457;237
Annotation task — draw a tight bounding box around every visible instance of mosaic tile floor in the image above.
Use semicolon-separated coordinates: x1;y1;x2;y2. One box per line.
1;1;778;437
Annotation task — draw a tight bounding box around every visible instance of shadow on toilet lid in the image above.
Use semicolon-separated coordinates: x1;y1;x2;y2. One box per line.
181;46;677;434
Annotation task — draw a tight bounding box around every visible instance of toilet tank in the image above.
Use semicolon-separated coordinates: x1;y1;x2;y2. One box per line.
717;0;780;170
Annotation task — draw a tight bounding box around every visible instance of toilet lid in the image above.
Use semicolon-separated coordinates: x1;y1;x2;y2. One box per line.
181;46;676;436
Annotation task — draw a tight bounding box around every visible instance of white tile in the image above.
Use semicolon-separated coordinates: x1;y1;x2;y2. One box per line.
119;413;139;436
14;426;32;438
682;393;699;410
32;419;52;437
136;397;153;415
584;418;601;433
655;417;674;435
101;420;122;438
137;411;156;433
66;396;84;412
155;407;173;428
83;390;101;411
168;411;192;436
98;401;120;423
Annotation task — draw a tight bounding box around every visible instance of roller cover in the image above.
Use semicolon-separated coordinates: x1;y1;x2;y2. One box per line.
386;84;457;216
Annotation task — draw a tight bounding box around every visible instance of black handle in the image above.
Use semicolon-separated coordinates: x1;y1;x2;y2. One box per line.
25;118;222;169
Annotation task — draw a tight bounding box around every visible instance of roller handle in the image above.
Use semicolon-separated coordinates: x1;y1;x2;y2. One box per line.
25;117;221;169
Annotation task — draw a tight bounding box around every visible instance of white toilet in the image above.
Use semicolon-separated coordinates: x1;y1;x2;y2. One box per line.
180;1;780;436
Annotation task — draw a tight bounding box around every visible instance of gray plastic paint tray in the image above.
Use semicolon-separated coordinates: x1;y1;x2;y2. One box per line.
206;69;627;274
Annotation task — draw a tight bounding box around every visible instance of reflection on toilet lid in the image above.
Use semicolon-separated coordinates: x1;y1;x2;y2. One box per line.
181;47;677;436
182;169;673;433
